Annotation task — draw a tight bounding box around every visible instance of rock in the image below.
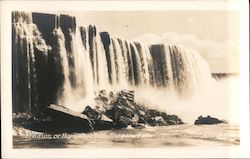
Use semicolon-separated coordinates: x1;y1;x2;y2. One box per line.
82;105;101;120
13;113;33;125
161;113;184;125
91;114;114;131
143;115;157;126
146;109;161;117
119;116;132;126
103;90;184;128
155;116;168;126
100;114;113;122
103;90;141;127
131;123;145;129
105;104;135;127
131;114;139;123
99;32;112;83
117;90;135;103
47;104;94;132
79;26;87;49
98;90;109;101
32;12;56;45
138;110;145;116
194;115;226;125
59;14;76;33
94;90;113;111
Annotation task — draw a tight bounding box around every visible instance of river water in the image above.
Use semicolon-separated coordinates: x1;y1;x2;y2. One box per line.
13;123;239;148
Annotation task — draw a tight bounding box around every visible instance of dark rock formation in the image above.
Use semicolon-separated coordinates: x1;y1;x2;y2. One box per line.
59;14;76;33
12;11;51;115
32;13;77;90
82;105;101;120
47;104;94;132
149;44;167;87
88;25;97;72
100;32;112;83
13;90;184;133
32;13;56;46
104;90;183;128
129;43;140;85
79;26;87;49
211;73;239;80
194;115;227;125
12;12;80;116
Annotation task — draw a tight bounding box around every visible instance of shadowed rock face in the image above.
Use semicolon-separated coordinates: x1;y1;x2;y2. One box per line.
12;11;50;115
79;26;87;49
60;15;77;88
129;43;139;85
47;30;65;104
88;25;97;71
59;14;76;33
32;13;56;46
150;44;167;87
102;90;184;128
194;115;226;125
12;12;77;115
100;32;112;83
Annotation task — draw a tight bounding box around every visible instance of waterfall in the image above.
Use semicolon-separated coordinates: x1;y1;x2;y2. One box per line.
75;27;95;99
12;12;213;114
111;38;128;87
95;30;109;89
12;12;37;113
52;28;72;106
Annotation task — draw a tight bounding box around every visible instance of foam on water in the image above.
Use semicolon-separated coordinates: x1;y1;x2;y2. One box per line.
13;123;240;148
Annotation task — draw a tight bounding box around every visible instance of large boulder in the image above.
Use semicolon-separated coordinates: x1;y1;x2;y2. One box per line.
105;104;135;128
161;113;184;125
47;104;94;132
82;105;101;120
194;115;227;125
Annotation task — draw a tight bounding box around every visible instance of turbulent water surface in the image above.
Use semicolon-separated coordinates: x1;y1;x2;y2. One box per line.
13;123;239;148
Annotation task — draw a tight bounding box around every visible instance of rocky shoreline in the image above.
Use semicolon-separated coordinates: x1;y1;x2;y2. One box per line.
13;90;184;133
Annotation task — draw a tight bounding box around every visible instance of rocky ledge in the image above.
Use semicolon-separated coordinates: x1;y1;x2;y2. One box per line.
13;90;184;133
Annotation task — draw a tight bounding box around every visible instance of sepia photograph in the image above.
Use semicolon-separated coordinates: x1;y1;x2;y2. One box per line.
1;0;249;158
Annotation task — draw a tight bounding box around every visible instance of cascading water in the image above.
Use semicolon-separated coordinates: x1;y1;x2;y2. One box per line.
111;38;128;87
51;28;72;106
12;11;213;115
12;12;49;114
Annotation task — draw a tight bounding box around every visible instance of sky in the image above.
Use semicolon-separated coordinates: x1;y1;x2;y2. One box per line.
73;11;239;43
44;11;240;73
